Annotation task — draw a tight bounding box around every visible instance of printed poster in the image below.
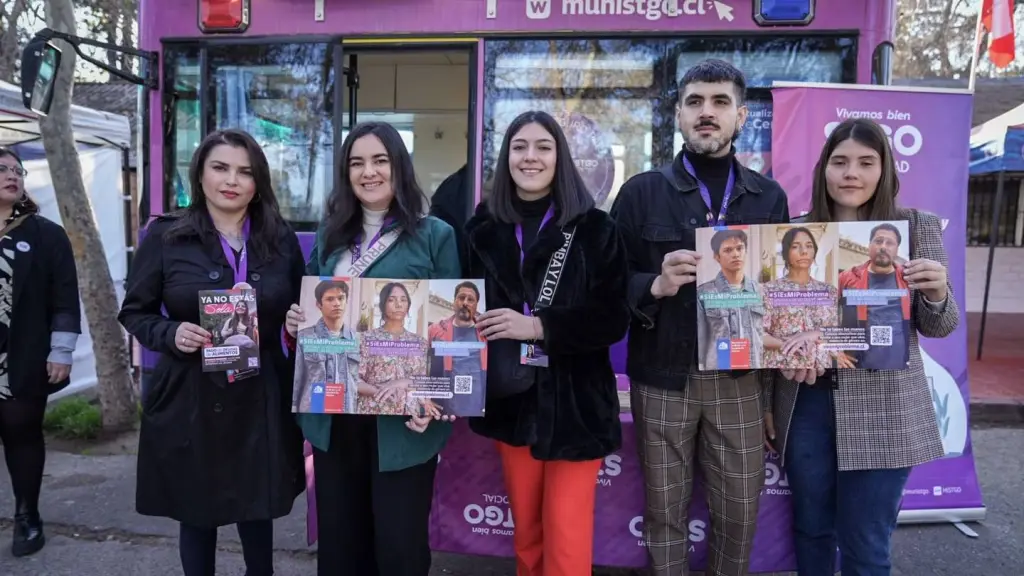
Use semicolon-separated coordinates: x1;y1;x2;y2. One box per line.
291;276;488;417
694;221;911;372
198;288;260;373
829;220;913;371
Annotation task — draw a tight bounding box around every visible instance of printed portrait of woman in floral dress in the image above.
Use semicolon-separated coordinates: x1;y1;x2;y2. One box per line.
357;281;438;416
762;226;840;370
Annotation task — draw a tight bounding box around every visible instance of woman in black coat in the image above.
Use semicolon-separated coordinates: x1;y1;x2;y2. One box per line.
466;111;631;575
0;147;81;558
118;129;304;576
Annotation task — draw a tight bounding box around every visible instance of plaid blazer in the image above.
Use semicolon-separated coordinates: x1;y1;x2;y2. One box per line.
763;209;957;471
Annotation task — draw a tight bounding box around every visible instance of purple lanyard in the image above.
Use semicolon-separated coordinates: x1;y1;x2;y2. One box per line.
218;218;250;285
514;205;555;316
352;218;392;261
682;155;736;226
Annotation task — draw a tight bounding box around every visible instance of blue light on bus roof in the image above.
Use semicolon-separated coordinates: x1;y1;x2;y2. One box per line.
753;0;814;26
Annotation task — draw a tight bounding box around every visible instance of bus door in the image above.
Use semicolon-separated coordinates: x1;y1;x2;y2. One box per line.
341;42;477;221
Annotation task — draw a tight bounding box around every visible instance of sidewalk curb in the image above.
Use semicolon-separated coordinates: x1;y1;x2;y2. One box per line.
970;399;1024;426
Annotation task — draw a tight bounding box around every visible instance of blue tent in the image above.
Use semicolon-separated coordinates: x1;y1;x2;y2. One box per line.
970;102;1024;175
971;101;1024;361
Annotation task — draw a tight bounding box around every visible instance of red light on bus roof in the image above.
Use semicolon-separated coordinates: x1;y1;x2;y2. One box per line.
199;0;250;33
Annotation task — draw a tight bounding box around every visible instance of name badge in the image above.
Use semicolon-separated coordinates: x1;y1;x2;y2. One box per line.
520;343;549;368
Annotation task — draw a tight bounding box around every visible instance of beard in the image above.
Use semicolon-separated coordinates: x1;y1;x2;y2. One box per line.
456;307;473;322
684;123;742;156
873;253;892;267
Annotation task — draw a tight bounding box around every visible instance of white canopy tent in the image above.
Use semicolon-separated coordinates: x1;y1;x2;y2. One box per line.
0;79;132;401
0;80;129;149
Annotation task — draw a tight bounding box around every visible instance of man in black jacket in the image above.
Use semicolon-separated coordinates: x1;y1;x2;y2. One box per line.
610;59;790;575
429;164;470;270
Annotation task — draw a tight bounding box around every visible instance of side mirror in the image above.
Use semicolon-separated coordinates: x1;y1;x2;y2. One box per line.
20;37;63;116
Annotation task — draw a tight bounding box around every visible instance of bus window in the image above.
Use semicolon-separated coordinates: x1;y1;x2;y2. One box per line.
164;46;201;211
481;36;856;211
207;43;335;231
484;39;664;212
672;38;854;89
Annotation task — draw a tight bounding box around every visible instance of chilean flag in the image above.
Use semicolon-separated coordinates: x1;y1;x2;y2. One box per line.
982;0;1016;68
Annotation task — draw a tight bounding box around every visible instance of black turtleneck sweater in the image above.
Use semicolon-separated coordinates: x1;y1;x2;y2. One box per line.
682;147;735;218
512;193;552;252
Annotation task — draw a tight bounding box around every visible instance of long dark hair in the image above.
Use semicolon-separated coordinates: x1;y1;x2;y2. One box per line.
808;118;900;222
0;147;40;215
488;110;595;227
322;122;425;259
163;129;287;262
378;282;411;324
226;301;251;334
780;226;818;273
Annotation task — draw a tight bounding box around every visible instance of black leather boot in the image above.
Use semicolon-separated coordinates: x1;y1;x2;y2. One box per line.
11;499;45;557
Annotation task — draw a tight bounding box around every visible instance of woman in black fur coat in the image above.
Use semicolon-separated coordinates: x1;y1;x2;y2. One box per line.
465;110;630;575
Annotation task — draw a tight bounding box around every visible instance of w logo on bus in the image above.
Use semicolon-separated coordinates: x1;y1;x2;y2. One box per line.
526;0;552;19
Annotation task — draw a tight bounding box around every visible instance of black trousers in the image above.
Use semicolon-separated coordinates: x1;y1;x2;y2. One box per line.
0;396;47;515
312;415;438;576
179;519;273;576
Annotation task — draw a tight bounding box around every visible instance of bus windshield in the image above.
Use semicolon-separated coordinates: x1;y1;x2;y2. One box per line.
143;0;893;232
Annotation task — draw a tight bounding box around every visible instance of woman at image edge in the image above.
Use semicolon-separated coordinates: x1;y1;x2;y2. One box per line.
284;121;460;576
118;129;305;576
763;117;958;576
466;110;630;575
0;147;81;558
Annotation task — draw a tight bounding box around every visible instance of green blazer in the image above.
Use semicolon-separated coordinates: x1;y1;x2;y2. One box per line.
297;215;461;471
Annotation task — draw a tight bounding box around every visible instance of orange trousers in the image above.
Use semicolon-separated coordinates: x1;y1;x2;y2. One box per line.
496;442;602;576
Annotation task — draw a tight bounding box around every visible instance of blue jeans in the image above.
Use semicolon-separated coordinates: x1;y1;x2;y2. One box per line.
784;384;912;576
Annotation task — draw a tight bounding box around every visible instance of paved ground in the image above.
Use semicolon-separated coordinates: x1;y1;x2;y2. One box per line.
0;424;1020;576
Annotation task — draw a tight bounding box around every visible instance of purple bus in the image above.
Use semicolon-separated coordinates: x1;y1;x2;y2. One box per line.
134;0;897;388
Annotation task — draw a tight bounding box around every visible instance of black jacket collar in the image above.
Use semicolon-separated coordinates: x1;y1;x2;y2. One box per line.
466;201;588;304
662;149;763;227
668;148;763;196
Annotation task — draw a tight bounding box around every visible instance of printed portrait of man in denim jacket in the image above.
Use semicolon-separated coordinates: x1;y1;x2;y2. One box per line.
293;279;361;413
696;228;765;370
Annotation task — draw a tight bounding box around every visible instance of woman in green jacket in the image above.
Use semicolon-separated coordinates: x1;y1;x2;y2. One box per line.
284;121;460;576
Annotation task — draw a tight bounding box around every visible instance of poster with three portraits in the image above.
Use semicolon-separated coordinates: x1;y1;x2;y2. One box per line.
290;276;489;418
695;220;912;372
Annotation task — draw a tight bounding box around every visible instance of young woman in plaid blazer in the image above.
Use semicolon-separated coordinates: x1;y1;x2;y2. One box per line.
762;118;958;576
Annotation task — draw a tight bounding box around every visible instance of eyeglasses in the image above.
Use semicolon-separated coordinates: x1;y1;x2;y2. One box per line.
0;165;27;177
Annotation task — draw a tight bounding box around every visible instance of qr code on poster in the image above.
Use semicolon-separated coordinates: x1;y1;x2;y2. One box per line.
870;325;893;346
248;357;259;367
453;375;473;394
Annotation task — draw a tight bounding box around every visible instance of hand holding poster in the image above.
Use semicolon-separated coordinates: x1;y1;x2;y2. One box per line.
292;276;488;418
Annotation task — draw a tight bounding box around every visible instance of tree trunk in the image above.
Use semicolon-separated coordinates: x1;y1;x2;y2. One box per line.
118;0;135;74
0;0;29;83
39;0;138;430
